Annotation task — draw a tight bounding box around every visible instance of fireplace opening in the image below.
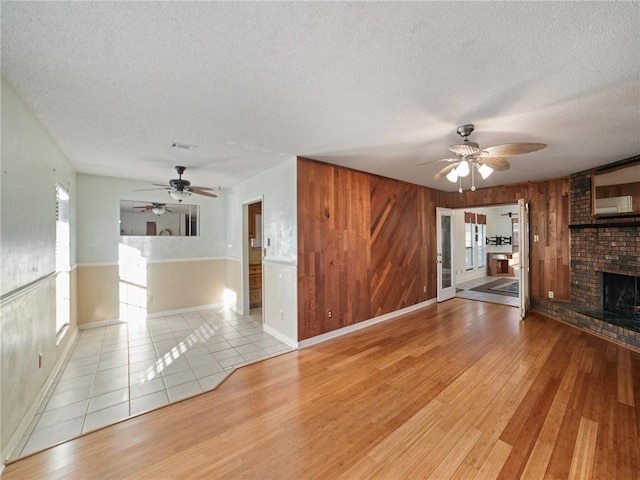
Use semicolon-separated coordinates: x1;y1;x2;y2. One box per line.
602;272;640;331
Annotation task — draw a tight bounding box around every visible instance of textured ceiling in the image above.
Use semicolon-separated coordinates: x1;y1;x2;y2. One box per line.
2;2;639;192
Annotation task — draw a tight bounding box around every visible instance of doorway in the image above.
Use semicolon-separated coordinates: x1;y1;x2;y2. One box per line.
448;203;529;313
247;200;263;321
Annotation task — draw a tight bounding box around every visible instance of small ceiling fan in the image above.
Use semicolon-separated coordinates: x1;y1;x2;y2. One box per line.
134;202;172;216
421;124;547;192
137;166;217;202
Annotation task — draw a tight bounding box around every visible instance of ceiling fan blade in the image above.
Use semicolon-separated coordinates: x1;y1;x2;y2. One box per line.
482;143;547;157
479;157;510;171
189;185;215;191
434;163;459;180
189;187;217;198
410;158;458;168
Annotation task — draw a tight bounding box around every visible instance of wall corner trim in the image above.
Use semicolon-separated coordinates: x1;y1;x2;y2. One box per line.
298;298;438;349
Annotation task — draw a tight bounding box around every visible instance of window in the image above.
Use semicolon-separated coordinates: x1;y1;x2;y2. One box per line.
119;200;199;236
465;212;487;272
55;182;70;336
465;221;474;270
464;212;475;271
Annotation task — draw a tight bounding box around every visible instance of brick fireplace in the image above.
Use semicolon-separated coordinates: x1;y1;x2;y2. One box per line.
571;225;639;313
532;157;640;349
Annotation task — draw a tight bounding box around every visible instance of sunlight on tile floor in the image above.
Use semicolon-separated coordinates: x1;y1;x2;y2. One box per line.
12;307;292;459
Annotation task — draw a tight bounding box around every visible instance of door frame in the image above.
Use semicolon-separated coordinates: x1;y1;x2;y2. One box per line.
242;196;264;320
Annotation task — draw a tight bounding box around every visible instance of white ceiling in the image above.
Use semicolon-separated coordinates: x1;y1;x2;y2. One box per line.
2;2;639;193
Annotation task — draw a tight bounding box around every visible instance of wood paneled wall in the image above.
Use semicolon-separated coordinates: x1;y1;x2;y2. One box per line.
443;179;571;301
297;158;443;340
297;156;570;340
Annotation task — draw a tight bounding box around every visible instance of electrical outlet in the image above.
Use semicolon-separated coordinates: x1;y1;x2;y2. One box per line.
327;309;332;319
534;234;540;242
423;285;427;293
148;295;153;305
280;310;284;321
548;291;554;299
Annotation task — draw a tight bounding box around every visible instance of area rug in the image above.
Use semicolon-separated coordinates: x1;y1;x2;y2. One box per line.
470;278;519;297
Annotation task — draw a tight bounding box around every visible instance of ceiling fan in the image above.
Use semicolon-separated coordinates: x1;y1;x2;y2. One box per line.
422;124;547;192
134;202;172;216
137;166;217;202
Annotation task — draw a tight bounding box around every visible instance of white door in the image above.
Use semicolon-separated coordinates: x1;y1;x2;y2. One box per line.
437;207;456;302
518;199;530;318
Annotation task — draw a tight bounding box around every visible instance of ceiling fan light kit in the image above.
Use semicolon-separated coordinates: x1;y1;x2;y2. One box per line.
456;159;470;177
431;124;547;193
478;163;494;179
169;190;192;201
446;168;458;183
133;202;171;215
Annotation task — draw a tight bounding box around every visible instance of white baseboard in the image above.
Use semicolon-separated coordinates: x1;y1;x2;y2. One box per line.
4;327;79;463
298;298;437;349
78;318;125;330
146;302;224;319
263;324;298;349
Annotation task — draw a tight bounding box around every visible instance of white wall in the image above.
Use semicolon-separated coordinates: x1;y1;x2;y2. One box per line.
1;80;77;293
0;77;78;464
225;158;297;344
487;205;518;254
76;174;229;324
77;174;227;263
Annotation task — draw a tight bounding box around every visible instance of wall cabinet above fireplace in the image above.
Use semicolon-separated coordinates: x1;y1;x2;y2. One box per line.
592;160;640;218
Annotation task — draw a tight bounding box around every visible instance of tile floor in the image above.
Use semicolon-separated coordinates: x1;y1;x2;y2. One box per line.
12;307;292;460
455;275;520;307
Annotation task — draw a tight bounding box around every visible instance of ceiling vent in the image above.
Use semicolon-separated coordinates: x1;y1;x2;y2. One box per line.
171;142;198;150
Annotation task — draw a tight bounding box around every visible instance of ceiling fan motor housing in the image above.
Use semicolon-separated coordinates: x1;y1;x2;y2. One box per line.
456;124;475;138
169;178;191;190
449;124;480;156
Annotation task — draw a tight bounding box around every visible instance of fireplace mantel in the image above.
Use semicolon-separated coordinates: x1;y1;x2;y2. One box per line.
569;221;640;229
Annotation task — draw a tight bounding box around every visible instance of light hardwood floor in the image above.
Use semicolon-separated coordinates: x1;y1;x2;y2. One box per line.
4;299;640;479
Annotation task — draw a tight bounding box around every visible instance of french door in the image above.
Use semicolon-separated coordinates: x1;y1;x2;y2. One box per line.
436;208;456;302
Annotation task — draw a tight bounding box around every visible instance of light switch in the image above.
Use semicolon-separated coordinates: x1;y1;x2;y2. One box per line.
533;234;539;242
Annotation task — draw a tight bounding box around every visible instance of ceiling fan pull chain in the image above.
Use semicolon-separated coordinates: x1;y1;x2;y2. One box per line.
471;165;476;191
